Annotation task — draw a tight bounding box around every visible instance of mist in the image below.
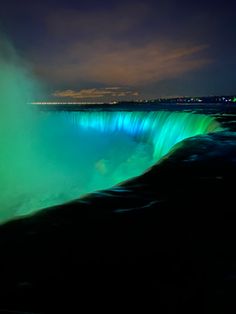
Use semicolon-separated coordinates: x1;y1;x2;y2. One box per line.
0;36;221;224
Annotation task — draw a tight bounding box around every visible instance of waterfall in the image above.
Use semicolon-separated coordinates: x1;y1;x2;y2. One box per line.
0;108;221;223
0;40;221;222
0;37;222;223
65;111;220;160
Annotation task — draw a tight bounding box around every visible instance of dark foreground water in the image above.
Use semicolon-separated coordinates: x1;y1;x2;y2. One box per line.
0;104;235;313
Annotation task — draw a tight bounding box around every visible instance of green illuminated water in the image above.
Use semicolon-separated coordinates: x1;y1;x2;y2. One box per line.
0;106;221;223
0;40;221;223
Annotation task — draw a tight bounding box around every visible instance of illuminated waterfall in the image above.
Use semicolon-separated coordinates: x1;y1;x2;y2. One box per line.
0;108;221;223
67;111;220;160
0;37;222;223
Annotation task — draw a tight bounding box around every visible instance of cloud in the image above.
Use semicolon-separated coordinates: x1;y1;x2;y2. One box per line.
45;2;150;39
34;40;210;86
28;3;212;91
53;87;139;100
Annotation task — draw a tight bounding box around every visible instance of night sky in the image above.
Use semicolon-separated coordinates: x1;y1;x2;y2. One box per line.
0;0;236;102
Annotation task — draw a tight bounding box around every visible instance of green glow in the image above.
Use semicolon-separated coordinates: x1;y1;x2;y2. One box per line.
233;97;236;103
0;42;222;223
69;110;220;161
0;106;221;223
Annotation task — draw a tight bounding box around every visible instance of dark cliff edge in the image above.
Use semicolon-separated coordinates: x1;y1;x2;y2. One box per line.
0;131;236;313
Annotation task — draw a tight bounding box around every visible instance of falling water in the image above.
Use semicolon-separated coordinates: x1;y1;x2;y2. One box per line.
0;38;221;223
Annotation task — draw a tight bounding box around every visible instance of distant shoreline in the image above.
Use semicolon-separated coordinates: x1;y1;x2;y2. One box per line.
33;102;236;113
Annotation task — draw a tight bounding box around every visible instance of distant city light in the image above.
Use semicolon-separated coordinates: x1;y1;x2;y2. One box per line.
30;95;236;106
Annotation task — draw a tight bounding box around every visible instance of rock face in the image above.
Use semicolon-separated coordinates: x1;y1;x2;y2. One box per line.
0;131;236;312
